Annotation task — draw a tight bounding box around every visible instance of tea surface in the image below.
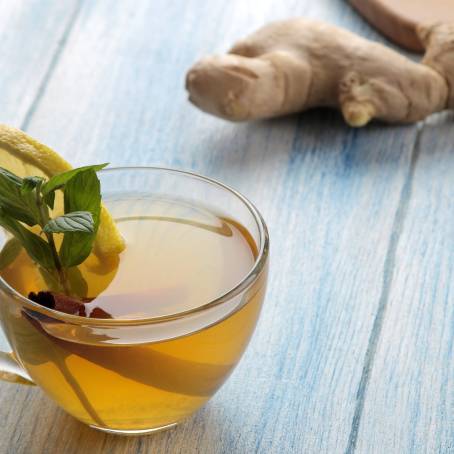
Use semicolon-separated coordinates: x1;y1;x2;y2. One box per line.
2;196;256;318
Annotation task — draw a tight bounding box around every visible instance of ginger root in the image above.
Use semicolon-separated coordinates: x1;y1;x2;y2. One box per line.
186;19;454;127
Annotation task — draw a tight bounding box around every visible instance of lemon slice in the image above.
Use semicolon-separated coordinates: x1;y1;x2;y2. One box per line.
0;124;125;256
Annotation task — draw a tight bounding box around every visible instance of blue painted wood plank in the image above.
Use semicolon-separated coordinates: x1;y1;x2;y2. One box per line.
353;114;454;454
0;1;435;453
0;0;81;127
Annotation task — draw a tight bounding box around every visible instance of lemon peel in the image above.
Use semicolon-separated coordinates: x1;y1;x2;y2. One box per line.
0;124;125;256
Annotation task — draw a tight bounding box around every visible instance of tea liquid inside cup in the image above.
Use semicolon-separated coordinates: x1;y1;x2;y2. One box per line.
1;195;257;319
0;193;264;431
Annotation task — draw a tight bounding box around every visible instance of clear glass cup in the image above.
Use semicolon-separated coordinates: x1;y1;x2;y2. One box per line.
0;167;269;435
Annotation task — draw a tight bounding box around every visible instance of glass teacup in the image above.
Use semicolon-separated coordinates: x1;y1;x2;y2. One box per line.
0;167;269;435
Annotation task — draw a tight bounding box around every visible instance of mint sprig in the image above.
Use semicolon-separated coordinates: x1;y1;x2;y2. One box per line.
60;169;102;268
0;165;106;296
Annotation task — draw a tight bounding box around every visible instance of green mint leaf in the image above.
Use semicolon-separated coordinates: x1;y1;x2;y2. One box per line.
59;169;101;267
0;204;36;226
38;266;61;293
0;168;39;226
42;163;108;196
44;191;56;210
0;237;22;270
0;210;54;269
0;168;23;186
43;211;94;234
67;266;88;298
21;176;44;195
40;265;88;297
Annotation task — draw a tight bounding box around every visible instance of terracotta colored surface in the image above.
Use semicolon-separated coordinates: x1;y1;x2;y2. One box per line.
350;0;454;51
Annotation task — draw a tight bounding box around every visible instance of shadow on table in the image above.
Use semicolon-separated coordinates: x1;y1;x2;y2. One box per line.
39;403;232;454
195;107;415;182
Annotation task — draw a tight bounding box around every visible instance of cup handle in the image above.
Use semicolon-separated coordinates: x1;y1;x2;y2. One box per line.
0;335;35;385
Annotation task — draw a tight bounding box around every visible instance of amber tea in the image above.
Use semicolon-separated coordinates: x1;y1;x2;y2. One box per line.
0;194;267;432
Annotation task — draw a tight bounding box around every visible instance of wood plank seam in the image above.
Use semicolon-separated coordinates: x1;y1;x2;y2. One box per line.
20;0;84;131
344;123;425;454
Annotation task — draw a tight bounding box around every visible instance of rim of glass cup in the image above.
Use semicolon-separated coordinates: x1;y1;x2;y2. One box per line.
0;166;269;327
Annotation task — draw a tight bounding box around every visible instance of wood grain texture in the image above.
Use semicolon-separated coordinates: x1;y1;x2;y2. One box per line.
354;114;454;454
0;0;81;126
0;1;451;453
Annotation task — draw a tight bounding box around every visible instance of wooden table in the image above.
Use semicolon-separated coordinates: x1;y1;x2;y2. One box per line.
0;1;453;453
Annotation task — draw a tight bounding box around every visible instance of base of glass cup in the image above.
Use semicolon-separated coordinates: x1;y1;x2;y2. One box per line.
89;422;178;436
